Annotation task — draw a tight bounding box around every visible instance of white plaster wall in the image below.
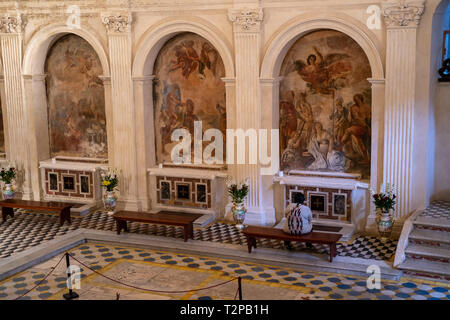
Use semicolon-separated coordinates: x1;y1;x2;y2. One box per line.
432;82;450;201
415;0;449;211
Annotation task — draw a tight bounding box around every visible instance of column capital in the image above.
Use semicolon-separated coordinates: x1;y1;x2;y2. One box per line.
98;75;112;83
367;78;385;85
382;0;425;28
132;75;155;83
259;77;283;86
101;13;132;34
228;8;263;32
22;73;47;82
0;14;25;34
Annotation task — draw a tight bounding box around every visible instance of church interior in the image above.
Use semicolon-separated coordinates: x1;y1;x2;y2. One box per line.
0;0;448;302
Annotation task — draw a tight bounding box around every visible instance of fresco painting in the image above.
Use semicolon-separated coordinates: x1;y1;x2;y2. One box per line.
45;34;107;159
279;30;372;178
153;32;226;163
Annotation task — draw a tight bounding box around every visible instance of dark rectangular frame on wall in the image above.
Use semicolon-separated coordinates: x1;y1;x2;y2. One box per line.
61;174;76;193
443;30;450;62
48;172;59;192
159;180;171;201
439;30;450;82
79;174;90;194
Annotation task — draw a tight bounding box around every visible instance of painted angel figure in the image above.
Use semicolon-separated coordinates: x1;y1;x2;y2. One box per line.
200;42;219;77
289;46;352;94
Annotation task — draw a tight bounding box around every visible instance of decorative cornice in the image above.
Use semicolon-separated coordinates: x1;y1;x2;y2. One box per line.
101;13;132;33
0;14;24;34
382;0;425;27
228;8;263;32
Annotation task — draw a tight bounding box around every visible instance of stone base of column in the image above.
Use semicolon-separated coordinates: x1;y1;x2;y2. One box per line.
117;199;143;212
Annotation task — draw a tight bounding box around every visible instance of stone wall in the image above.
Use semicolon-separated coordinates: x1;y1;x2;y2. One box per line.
0;0;443;233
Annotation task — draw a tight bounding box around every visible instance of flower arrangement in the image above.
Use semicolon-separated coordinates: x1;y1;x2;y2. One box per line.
227;178;249;204
101;169;118;192
370;183;396;213
0;162;16;185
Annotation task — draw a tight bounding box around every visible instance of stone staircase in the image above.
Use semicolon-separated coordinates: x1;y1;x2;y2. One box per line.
398;201;450;281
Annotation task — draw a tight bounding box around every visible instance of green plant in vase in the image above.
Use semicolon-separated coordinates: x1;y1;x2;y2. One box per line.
101;169;119;215
0;162;17;199
370;183;396;240
227;178;249;230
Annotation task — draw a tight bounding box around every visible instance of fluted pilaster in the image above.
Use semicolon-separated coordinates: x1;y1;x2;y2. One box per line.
382;0;424;220
0;13;33;199
228;8;264;219
102;13;139;209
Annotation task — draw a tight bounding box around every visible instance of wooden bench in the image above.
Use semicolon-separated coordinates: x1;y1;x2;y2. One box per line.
0;199;74;225
112;211;202;242
242;226;342;262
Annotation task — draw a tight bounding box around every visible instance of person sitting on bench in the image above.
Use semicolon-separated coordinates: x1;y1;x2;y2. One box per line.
283;192;313;249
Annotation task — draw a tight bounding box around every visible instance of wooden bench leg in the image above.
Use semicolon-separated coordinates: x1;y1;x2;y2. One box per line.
60;208;71;225
329;243;337;263
245;235;253;253
2;207;14;222
183;225;189;242
116;219;127;235
188;223;194;240
284;240;293;251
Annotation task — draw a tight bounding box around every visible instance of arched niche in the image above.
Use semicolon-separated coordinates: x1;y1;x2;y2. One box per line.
152;32;227;164
259;14;385;226
44;34;108;159
278;29;372;178
132;17;235;170
22;25;111;200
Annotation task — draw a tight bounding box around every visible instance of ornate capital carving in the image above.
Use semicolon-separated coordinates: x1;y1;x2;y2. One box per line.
382;0;425;27
0;14;24;34
101;14;132;33
228;8;263;32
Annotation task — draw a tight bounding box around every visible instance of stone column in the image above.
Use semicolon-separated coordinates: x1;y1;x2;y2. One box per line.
382;0;424;221
102;13;139;210
259;77;282;225
133;75;155;211
366;78;386;232
228;8;266;224
98;76;114;167
0;14;33;199
22;73;49;200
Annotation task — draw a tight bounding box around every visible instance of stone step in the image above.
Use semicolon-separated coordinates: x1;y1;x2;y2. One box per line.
413;216;450;232
405;243;450;263
409;229;450;244
398;259;450;281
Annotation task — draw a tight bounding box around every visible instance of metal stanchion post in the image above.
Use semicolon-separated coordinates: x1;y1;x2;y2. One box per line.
238;276;243;300
63;252;79;300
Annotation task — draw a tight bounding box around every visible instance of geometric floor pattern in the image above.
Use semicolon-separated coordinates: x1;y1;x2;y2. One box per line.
0;209;397;260
419;200;450;220
0;243;447;300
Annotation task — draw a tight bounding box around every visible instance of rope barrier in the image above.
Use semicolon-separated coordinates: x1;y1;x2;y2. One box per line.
68;253;240;295
13;253;66;300
11;251;243;300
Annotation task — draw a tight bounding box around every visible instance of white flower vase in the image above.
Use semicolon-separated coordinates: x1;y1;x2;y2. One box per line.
232;202;247;230
104;191;117;215
376;209;394;241
2;183;14;200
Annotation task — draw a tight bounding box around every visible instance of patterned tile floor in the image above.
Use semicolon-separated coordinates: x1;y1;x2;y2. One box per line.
0;209;397;260
419;200;450;220
0;242;448;300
